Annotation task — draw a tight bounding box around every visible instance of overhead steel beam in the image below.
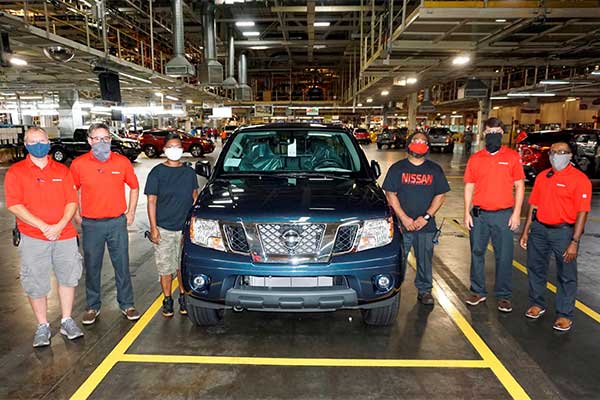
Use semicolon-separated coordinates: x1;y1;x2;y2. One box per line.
271;5;384;13
418;7;600;19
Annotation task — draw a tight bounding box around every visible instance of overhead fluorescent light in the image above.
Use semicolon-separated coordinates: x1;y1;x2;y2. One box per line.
314;22;331;27
165;95;179;101
313;44;327;49
507;92;556;97
539;79;569;85
490;96;509;100
493;106;501;110
154;92;163;97
452;110;457;114
565;97;578;102
495;19;507;22
242;31;260;37
186;99;193;104
381;90;389;96
119;72;152;84
235;21;255;27
357;103;363;107
406;77;417;84
250;46;268;50
19;96;43;100
452;55;470;65
9;57;27;66
366;98;373;103
591;70;600;76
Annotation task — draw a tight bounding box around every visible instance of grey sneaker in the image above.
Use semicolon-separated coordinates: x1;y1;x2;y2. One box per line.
33;324;51;348
60;318;84;340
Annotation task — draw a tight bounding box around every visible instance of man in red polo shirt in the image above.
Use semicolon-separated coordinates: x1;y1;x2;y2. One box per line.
519;142;591;332
4;127;84;347
70;123;140;324
463;117;525;312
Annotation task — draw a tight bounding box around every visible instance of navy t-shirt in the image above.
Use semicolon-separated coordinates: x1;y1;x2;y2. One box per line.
144;164;199;231
382;159;450;233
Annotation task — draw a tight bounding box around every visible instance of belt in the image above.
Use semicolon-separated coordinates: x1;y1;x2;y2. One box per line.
82;215;124;221
475;206;512;213
534;218;573;229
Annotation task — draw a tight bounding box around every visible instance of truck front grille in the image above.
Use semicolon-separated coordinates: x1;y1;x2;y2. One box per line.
333;224;359;253
223;224;250;253
257;223;326;256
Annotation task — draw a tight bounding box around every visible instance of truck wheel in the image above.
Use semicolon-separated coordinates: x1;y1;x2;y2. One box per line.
51;148;67;163
361;293;400;326
190;145;204;158
143;145;158;158
376;143;382;150
188;302;224;326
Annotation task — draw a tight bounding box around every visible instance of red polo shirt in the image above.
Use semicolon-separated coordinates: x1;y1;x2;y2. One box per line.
529;164;592;225
70;152;139;219
464;146;525;210
4;155;78;240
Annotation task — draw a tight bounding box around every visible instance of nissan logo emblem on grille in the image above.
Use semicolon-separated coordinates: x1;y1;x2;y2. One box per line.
281;229;301;251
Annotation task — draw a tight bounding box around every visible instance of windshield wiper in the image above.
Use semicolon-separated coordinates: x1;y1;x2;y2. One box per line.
272;171;353;180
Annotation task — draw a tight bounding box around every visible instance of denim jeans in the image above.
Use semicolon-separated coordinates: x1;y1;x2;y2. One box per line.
527;221;577;318
402;231;435;295
82;215;134;311
469;208;514;299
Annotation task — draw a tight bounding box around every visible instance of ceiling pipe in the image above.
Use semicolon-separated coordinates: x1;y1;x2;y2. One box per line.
223;35;238;88
165;0;195;77
198;0;223;85
235;52;252;101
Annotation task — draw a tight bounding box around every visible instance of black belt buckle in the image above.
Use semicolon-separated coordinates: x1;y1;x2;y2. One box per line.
12;226;21;247
472;206;481;218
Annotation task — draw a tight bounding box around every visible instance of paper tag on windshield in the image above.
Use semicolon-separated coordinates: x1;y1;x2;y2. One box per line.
224;158;241;167
287;140;297;157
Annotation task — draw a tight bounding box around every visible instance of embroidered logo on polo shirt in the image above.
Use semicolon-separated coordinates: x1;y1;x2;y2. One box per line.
52;178;63;182
111;171;121;174
583;194;588;199
498;162;509;165
556;183;567;187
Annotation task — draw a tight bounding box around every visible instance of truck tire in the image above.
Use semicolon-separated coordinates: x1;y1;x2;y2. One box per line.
51;148;67;163
188;302;224;326
189;144;204;158
361;292;400;326
143;145;159;158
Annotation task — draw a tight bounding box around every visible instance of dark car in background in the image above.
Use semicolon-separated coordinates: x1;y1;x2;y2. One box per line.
376;128;407;149
182;123;403;327
139;128;215;158
427;127;455;153
517;128;600;181
353;127;371;144
49;126;141;163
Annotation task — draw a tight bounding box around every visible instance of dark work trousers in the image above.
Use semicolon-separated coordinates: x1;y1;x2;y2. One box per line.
527;220;577;318
469;208;514;299
82;215;134;311
402;231;435;295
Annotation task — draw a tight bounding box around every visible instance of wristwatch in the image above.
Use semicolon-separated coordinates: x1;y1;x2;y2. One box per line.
423;213;432;221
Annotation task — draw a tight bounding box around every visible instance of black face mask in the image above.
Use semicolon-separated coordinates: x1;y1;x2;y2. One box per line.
485;132;502;153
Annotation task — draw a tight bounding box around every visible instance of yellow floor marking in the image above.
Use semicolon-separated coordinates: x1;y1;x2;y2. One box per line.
407;255;530;400
70;281;180;400
449;219;600;325
120;354;489;369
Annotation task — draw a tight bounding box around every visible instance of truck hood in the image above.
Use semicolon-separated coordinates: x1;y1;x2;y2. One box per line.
193;175;389;222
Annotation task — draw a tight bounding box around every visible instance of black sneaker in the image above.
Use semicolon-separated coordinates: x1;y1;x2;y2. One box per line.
162;296;174;317
418;292;435;305
178;294;188;315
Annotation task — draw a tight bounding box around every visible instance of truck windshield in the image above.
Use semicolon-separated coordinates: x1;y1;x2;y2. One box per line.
219;130;365;175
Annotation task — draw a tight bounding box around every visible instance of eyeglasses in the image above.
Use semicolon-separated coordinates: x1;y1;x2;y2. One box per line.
411;139;428;144
549;150;571;155
89;136;111;143
485;129;503;134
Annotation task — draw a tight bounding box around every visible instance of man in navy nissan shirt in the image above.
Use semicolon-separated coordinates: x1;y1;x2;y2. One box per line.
383;132;450;305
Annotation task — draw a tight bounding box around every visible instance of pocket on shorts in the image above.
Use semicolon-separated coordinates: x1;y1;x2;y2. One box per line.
54;240;83;287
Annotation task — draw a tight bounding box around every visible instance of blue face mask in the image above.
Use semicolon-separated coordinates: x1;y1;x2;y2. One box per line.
26;143;51;158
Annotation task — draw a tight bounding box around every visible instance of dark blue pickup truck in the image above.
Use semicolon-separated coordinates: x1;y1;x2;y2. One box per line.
181;123;403;326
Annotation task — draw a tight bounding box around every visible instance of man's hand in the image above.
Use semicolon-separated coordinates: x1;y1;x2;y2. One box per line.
464;212;474;231
73;214;82;225
413;216;428;231
43;223;64;241
149;227;161;244
400;215;416;231
126;211;135;226
508;212;521;232
563;242;578;263
519;233;528;250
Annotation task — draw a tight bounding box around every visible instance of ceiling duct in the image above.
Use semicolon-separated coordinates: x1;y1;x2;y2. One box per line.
222;35;238;89
235;53;253;101
462;77;489;98
198;1;223;85
418;88;435;113
165;0;195;77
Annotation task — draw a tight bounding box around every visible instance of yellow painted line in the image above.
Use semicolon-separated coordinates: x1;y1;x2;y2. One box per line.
448;219;600;325
407;254;530;399
120;353;489;369
590;217;600;223
70;281;179;400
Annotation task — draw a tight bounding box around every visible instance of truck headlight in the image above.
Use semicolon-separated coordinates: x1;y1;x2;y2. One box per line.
189;217;226;251
357;217;393;251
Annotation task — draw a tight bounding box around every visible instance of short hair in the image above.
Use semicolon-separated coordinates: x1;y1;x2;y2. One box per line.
484;117;503;129
165;132;182;144
88;122;110;137
24;127;48;143
408;131;430;145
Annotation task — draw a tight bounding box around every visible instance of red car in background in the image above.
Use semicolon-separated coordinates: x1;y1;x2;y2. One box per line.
139;128;215;158
353;127;371;144
517;128;600;181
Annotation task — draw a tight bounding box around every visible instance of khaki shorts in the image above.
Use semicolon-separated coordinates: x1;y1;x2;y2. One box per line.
153;227;182;276
19;235;83;298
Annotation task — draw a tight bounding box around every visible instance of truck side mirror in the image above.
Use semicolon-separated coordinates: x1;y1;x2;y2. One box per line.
371;160;381;179
195;160;211;178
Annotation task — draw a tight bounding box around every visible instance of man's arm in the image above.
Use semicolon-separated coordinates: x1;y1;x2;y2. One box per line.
126;188;140;226
8;204;50;233
385;191;416;231
509;179;525;231
564;211;588;263
43;203;78;241
414;194;446;231
146;194;160;244
8;202;77;241
192;189;199;202
464;182;475;230
519;204;536;249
